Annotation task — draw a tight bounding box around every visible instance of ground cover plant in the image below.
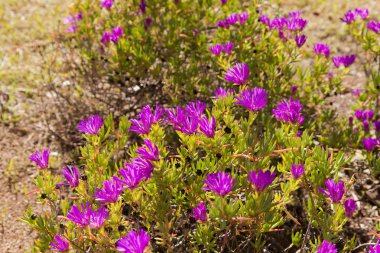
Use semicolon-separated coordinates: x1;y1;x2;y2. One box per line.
16;0;380;252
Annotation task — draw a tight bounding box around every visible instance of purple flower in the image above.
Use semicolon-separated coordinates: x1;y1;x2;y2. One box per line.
88;206;108;228
49;235;69;252
355;8;369;19
185;100;206;118
286;18;308;31
111;26;123;44
349;116;353;126
60;166;79;187
314;43;330;58
226;14;238;26
368;20;380;34
332;55;356;68
95;178;124;204
355;109;364;120
193;29;199;35
259;15;271;27
351;88;362;96
67;202;92;227
272;98;304;124
214;87;234;98
295;34;306;47
374;120;380;132
165;107;198;135
318;179;345;203
317;240;337;253
130;105;163;135
203;172;235;197
29;149;50;169
357;110;375;121
368;244;380;253
224;63;249;85
234;87;268;112
131;157;153;179
290;164;305;179
210;43;223;56
116;229;150;253
217;20;229;29
63;14;82;33
199;116;216;138
116;164;146;189
340;10;356;24
344;199;357;217
363;120;370;132
101;31;112;45
220;0;227;5
136;139;159;161
247;169;276;192
190;202;207;222
139;0;146;14
271;17;287;29
238;12;249;25
144;17;152;30
101;0;113;9
223;42;234;55
363;138;378;151
77;115;104;135
291;85;298;95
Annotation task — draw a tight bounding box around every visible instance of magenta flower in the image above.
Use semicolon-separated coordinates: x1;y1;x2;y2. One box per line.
295;34;306;47
340;10;357;24
223;42;234;55
374;120;380;132
317;240;337;253
224;63;250;85
139;0;146;14
49;235;69;252
116;229;150;253
131;157;153;179
210;43;223;56
368;20;380;34
144;17;152;30
116;164;146;189
185;100;206;119
226;14;238;26
217;20;230;29
77;115;104;135
67;202;92;227
101;0;113;9
199;115;216;138
59;166;79;187
286;18;308;31
63;14;82;33
238;12;249;25
272;98;304;125
318;179;345;203
95;178;124;204
136;139;159;161
29;149;50;169
271;17;287;29
291;85;298;95
101;31;112;45
314;43;330;58
259;15;271;27
111;26;124;44
332;55;356;68
344;199;357;217
130;105;163;135
165;107;198;135
355;8;369;19
368;244;380;253
220;0;227;5
351;88;362;96
247;169;276;192
363;120;370;132
203;172;235;197
363;138;378;151
290;164;305;179
88;206;108;228
214;87;234;98
234;87;268;112
190;202;207;222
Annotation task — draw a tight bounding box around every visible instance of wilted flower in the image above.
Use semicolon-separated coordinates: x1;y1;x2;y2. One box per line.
363;138;378;151
29;149;50;169
217;20;229;29
77;115;104;135
290;164;305;179
344;199;357;217
224;63;249;85
234;87;268;112
295;34;306;47
314;43;330;58
116;229;150;253
210;43;223;56
95;178;124;204
190;202;207;222
368;244;380;253
247;169;276;192
199;115;216;138
49;235;69;252
318;179;345;203
59;166;79;187
214;87;234;98
368;20;380;34
340;10;356;24
137;139;159;161
316;240;337;253
203;171;235;196
223;42;234;55
101;0;113;9
130;105;163;135
272;98;304;124
332;55;356;68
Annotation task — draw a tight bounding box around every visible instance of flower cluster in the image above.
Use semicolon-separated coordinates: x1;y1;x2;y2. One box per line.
314;43;330;58
340;8;368;24
209;42;234;56
217;12;248;28
332;54;356;68
101;26;124;45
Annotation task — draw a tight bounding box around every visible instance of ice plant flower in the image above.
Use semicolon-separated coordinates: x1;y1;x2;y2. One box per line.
368;244;380;253
363;138;378;151
165;107;198;135
203;171;235;197
374;120;380;132
59;166;79;187
130;105;163;135
332;55;356;68
190;202;207;222
318;179;345;203
29;149;50;169
101;31;112;45
77;115;104;135
49;234;69;252
223;42;234;55
214;87;234;98
272;98;304;125
116;229;150;253
144;17;152;30
224;63;249;85
220;0;227;5
185;100;206;119
314;43;330;58
238;12;249;25
95;178;124;204
67;202;92;227
344;199;357;217
290;164;305;179
340;10;356;24
199;115;216;138
234;87;268;112
363;120;370;132
286;17;308;31
131;157;154;179
355;8;369;19
136;139;159;161
316;240;337;253
226;14;238;26
259;15;271;27
247;169;276;192
63;14;82;33
101;0;113;9
368;20;380;34
210;43;223;56
295;34;306;47
139;0;146;14
351;88;362;96
88;206;108;228
116;165;145;189
111;26;123;44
